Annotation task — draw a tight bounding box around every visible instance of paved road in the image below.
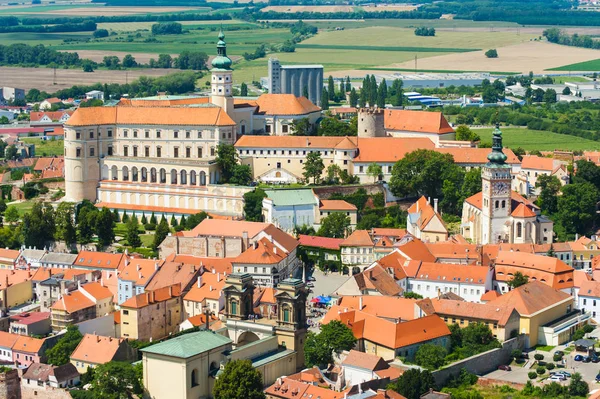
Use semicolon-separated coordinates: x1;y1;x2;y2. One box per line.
305;269;351;332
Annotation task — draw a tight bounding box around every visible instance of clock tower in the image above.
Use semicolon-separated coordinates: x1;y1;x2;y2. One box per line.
480;124;512;244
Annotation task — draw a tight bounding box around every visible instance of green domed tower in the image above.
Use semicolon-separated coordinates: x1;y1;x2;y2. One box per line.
210;29;234;114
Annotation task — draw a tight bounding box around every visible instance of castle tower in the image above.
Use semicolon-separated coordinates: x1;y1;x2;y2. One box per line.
274;278;308;370
357;107;385;138
222;273;254;321
210;29;234;115
480;123;512;244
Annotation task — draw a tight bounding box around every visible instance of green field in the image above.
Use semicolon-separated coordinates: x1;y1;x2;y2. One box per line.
9;200;35;217
476;127;600;151
297;44;477;53
551;75;591;83
96;19;250;32
549;59;600;71
281;19;521;30
21;138;64;157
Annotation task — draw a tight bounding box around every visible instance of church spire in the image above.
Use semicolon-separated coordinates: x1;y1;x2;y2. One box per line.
486;122;508;166
211;29;232;70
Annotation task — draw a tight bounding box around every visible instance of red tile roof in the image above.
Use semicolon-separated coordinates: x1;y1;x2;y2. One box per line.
298;234;343;250
385;109;454;135
10;312;50;325
521;155;555;171
511;203;536;218
12;336;44;354
235;135;356;149
51;291;94;313
234;237;286;265
70;334;126;365
488;281;571;315
341;230;374;247
355;138;436;163
255;94;320;116
319;199;357;211
437;148;520;165
121;284;182;309
73;251;124;270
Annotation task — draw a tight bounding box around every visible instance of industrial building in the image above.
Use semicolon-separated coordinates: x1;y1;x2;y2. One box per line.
373;72;491;89
266;58;323;106
0;87;25;104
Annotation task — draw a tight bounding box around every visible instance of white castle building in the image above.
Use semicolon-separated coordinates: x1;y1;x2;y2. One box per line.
63;31;321;219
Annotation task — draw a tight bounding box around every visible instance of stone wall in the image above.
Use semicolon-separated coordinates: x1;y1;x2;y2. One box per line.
431;335;527;387
22;386;71;399
0;370;20;399
313;184;382;199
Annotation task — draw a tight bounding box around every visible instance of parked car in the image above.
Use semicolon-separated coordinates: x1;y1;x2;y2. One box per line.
559;371;572;377
592;355;600;363
596;373;600;382
574;355;584;361
307;276;316;282
548;375;566;383
498;365;511;371
583;356;592;363
306;282;315;288
554;351;564;357
551;371;571;378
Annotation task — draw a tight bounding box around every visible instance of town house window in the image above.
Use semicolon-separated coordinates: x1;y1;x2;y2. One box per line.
198;148;203;158
145;130;149;138
89;148;95;157
107;146;113;156
174;131;179;139
133;130;138;138
107;130;113;137
186;147;191;158
157;147;161;158
123;130;128;138
145;147;150;157
76;132;81;140
156;130;161;138
124;147;128;157
186;131;191;139
76;148;81;157
133;146;138;157
174;148;179;158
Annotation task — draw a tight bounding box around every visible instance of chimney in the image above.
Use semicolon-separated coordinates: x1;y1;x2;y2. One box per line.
217;273;221;282
191;265;196;274
169;286;172;297
242;231;249;251
427;197;431;204
434;198;438;213
576;233;580;241
209;285;213;292
197;276;202;288
155;262;159;271
96;335;100;343
274;247;277;255
359;296;363;310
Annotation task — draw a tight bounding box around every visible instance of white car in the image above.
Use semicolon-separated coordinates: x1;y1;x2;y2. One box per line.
547;375;566;383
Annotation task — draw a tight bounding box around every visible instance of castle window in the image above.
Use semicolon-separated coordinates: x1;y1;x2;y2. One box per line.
108;146;113;156
495;200;499;209
282;125;289;133
198;148;203;158
211;147;215;157
174;148;179;158
186;147;191;158
156;130;161;138
133;130;138;138
501;200;506;208
107;129;113;137
174;131;179;139
76;132;81;140
145;130;149;138
145;147;150;157
76;148;81;157
231;301;237;315
133;146;138;157
89;131;94;139
191;369;199;388
157;147;162;158
89;148;95;156
198;131;202;139
186;131;190;139
517;222;522;238
283;308;290;322
123;130;128;138
123;147;128;157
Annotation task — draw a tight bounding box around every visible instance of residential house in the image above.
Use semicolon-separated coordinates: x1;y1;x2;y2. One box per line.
50;282;113;331
577;280;600;322
517;155;568;195
39;252;78;269
297;234;343;269
22;363;80;389
417;298;520;341
85;90;104;101
0;269;34;312
0;249;19;269
72;251;125;272
70;334;137;373
488;281;589;347
16;248;47;269
341;350;402;388
13;335;45;366
232;237;297;287
266;377;405;399
384;109;455;145
261;189;319;232
340;229;410;273
9;312;51;336
408;262;493;302
570;236;600;270
117;258;163;305
316;200;358;231
36;268;93;311
144;259;201;295
323;308;450;361
334;264;402;297
423;243;479;264
406;196;448;243
179;313;221;331
493;251;574;294
334;296;421;323
183;269;227;318
38;98;64;111
0;331;19;363
572;270;591;304
120;284;183;341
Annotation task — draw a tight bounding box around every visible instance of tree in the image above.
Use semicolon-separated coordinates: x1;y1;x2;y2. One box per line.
151;22;183;35
569;372;589;396
536;174;561;214
291;118;313;136
574;160;600;187
152;218;170;250
4;206;18;224
170;215;178;227
55;202;76;245
77;208;96;244
328;75;335;101
303;151;325;184
157;53;173;68
481;86;498;103
485;49;498;58
543;88;557;103
377;78;387;108
22;202;54;249
230;165;253;186
93;29;109;38
317;213;350;239
125;217;142;248
415;344;447;370
121;54;137;68
46;325;83;366
455;125;480;142
461;322;495;346
240;82;248;96
369;75;378;106
90;362;143;398
4;145;17;160
389;369;435;399
367;162;382;183
305;320;356;367
391;78;404;106
349;88;358;107
507;271;528;289
321;88;329;110
215;144;238;183
185;211;209;230
555;183;599;237
562;86;571;95
95;207;115;248
528;371;537;380
390;149;461;199
243;188;266;222
212;362;265;399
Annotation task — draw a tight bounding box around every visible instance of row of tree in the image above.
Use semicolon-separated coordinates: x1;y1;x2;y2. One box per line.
0;20;96;33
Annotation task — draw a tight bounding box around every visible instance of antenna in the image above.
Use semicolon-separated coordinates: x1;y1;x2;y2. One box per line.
53;67;57;86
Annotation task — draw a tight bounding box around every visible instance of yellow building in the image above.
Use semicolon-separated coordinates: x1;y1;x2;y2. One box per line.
406;196;448;243
570;236;600;270
316;200;358;230
488;281;590;347
0;249;19;269
0;270;33;311
417;298;521;342
120;284;183;341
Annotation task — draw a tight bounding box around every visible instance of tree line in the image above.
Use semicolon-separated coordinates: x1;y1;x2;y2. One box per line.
544;27;600;50
16;12;231;26
0;20;96;33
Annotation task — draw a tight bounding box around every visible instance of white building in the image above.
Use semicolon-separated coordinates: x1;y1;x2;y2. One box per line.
517;155;568;195
577;280;600;322
85;90;104;101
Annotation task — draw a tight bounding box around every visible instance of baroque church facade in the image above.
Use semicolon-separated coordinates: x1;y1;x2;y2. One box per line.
461;125;554;245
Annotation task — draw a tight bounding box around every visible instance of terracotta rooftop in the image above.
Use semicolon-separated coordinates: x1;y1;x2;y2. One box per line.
488;281;572;316
183;271;226;303
511;203;537;218
51;290;94;313
465;191;538;212
342;349;388;371
579;280;600;298
13;335;44;354
395;239;436;263
336;296;419;321
119;258;163;286
298;234;343;250
494;250;574;291
353;264;402;296
30;111;73;122
73;251;124;270
384;109;454;135
255;94;320;116
145;261;201;292
355;137;436;163
0;331;19;349
10;312;50;325
437;147;520;165
80;281;113;301
407;196;446;232
163;255;233;275
413;262;490;285
320;199;357;211
480;290;501;302
0;248;19;262
233;237;286;265
521;155;555;171
425;298;516;326
235;135;356;149
70;334;126;365
121;284;182;309
341;230;374;247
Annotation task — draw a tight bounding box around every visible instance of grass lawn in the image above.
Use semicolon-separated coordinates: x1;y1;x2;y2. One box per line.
140;234;154;247
9;200;36;217
551;75;591;83
549;58;600;71
534;344;556;352
20;138;64;157
563;346;574;354
475;127;600;151
0;32;91;47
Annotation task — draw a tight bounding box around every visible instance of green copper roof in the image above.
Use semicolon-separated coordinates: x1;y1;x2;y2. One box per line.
141;331;232;358
264;189;318;207
211;30;232;71
486;123;508;166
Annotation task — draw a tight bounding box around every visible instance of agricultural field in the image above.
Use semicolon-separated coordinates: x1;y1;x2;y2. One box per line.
0;66;174;92
96;19;249;32
261;5;354;13
475;127;600;151
1;5;208;16
549;58;600;71
360;4;420;12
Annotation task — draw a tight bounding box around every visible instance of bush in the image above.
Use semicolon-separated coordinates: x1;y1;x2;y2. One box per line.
534;354;544;361
485;49;498;58
144;223;156;231
553;353;563;362
93;29;109;38
536;366;546;375
583;324;595;333
546;362;555;370
511;349;522;360
528;371;538;380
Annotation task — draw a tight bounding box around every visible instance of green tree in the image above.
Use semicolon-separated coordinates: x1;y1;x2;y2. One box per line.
507;271;528;289
90;362;143;398
461;322;496;346
243;188;266;222
305;320;356;367
569;372;589;396
303;85;309;98
328;75;336;101
415;344;447;370
149;212;157;225
536;174;561;214
95;207;115;247
389;368;435;399
574;160;600;187
4;145;17;160
562;87;571;95
77;208;97;244
46;325;83;366
240;82;248;96
485;49;498;58
125;217;142;248
367;162;382;183
543;88;557;103
170;215;178;227
213;359;265;399
22;202;55;249
4;206;18;224
152;218;170;250
321;88;329;110
556;183;599;238
121;54;137;68
55;202;76;245
317;213;350;239
185;211;209;230
215;144;238;183
230;165;253;186
303;151;325;184
291;118;313;136
391;78;404;106
377;78;387;108
369;74;378;106
112;209;120;223
455;125;480;142
82;60;95;73
349;88;358;108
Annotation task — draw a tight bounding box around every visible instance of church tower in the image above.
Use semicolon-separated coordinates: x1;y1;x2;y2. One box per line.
210;29;234;115
222;273;254;321
274;278;308;371
481;124;512;244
